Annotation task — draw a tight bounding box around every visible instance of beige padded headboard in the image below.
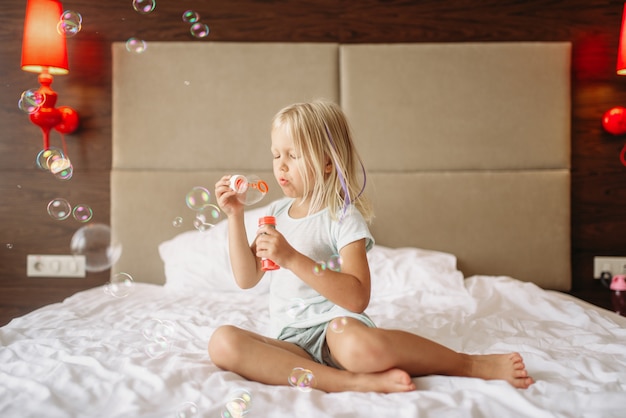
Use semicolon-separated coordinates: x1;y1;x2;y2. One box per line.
112;41;571;290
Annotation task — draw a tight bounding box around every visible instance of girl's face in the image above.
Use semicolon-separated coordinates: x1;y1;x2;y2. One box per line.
271;125;307;202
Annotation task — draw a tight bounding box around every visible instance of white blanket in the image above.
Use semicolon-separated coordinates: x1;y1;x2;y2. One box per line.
1;273;625;418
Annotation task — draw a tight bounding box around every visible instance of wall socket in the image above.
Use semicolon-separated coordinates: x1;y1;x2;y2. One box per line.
593;256;626;279
26;254;86;278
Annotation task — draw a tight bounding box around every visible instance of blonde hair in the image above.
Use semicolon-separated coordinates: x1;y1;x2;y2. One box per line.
271;100;373;222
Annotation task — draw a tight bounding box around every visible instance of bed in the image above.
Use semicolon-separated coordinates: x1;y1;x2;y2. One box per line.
1;41;625;417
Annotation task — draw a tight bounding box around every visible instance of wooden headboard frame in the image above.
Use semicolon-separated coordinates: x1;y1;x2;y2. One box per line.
111;41;571;290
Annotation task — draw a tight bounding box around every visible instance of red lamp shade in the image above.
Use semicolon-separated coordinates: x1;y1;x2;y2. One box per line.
21;0;68;75
618;3;626;75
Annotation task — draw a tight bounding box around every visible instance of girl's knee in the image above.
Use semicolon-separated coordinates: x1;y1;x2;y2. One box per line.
208;325;243;367
330;328;390;372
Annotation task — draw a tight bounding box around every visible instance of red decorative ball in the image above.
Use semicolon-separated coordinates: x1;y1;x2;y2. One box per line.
55;106;79;134
602;106;626;135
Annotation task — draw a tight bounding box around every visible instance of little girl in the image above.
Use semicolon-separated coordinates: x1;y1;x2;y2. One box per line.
209;100;534;393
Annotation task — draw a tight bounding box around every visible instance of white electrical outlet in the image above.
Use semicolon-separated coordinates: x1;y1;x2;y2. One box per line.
593;256;626;279
27;255;86;278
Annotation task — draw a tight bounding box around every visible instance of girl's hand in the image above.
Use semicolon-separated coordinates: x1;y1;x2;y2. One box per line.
215;175;244;218
255;224;296;268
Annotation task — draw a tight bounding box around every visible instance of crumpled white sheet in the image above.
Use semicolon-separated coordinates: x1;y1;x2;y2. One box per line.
1;276;625;418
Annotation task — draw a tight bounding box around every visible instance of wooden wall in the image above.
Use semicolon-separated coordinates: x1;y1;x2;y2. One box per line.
2;0;626;326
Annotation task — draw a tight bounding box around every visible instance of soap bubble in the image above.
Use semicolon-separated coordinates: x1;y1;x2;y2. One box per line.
185;186;211;211
62;9;82;25
72;204;93;222
313;255;342;275
142;318;175;341
126;37;147;54
176;402;199;418
329;317;348;333
288;367;316;392
104;272;134;298
70;223;122;272
172;216;183;227
221;388;252;418
190;22;209;38
18;89;44;113
18;97;39;114
132;0;155;14
36;147;71;175
182;10;200;24
48;154;73;180
192;204;221;231
142;318;175;359
313;261;326;275
35;147;63;171
327;254;342;272
47;198;72;220
57;10;82;37
144;337;171;359
203;204;221;221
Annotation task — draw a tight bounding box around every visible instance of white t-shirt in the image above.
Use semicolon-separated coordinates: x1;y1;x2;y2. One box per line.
264;198;375;337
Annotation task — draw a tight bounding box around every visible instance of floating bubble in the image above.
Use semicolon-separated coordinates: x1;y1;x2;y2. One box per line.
57;10;82;37
72;204;93;222
185;186;211;211
126;37;147;54
48;154;70;171
193;214;213;232
6;243;13;249
53;164;73;180
62;9;82;24
142;318;175;341
132;0;155;14
203;204;222;221
313;261;326;275
18;89;44;113
21;88;44;105
48;155;73;180
327;254;342;272
47;198;72;220
144;337;171;359
288;367;316;392
142;318;175;359
176;402;199;418
182;10;200;24
18;97;38;114
104;272;134;298
190;22;209;38
172;216;183;227
70;223;122;272
36;147;64;171
329;317;348;333
222;388;252;418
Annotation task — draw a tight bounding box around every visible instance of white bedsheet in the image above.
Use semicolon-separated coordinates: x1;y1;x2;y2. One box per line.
1;277;625;418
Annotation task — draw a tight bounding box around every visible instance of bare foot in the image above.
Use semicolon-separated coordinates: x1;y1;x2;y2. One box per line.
351;368;416;393
469;352;534;389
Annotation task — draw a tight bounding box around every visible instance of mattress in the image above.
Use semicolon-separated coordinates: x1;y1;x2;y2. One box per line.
1;241;624;418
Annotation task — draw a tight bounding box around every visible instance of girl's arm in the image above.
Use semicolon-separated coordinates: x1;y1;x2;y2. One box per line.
293;239;371;313
215;176;264;289
227;212;264;289
256;226;371;312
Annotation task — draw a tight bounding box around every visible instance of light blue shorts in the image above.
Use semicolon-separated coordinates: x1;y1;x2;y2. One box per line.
277;315;375;369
